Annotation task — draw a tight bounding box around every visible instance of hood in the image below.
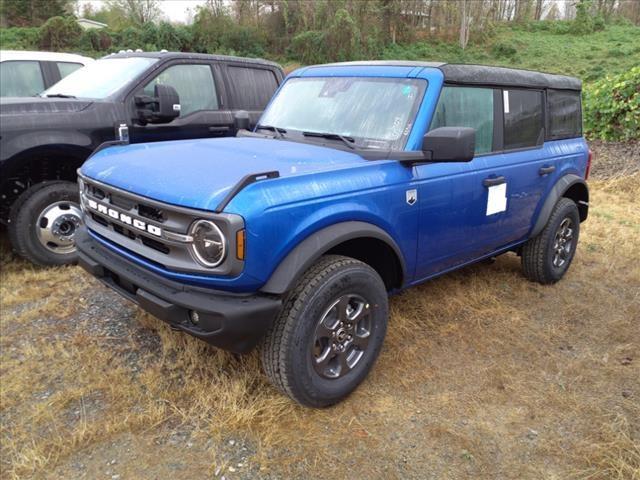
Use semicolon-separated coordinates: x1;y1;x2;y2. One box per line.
80;137;369;211
0;97;93;115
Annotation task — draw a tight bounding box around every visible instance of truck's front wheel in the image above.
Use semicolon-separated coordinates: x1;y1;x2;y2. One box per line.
261;255;389;407
8;181;82;266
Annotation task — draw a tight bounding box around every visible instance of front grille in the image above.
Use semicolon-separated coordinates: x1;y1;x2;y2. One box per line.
79;173;244;276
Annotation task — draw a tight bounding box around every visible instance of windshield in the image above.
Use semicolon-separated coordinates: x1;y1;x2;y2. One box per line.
259;77;426;150
42;57;158;99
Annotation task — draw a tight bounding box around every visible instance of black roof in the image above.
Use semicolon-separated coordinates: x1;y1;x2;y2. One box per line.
313;61;581;91
440;64;581;91
101;51;281;69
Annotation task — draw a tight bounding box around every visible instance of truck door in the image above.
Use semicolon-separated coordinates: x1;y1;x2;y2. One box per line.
128;61;234;143
414;85;501;279
221;63;281;128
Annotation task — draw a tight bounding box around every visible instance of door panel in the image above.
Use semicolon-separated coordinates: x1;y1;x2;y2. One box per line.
128;62;233;144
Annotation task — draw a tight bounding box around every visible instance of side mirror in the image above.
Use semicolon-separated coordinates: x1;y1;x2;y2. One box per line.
422;127;476;162
134;84;180;125
234;110;250;134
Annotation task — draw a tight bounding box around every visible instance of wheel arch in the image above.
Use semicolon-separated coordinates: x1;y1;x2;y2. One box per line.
0;145;91;221
531;174;589;238
259;221;406;295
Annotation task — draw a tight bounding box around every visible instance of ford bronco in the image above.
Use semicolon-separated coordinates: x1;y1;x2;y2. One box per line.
76;61;590;407
0;51;283;266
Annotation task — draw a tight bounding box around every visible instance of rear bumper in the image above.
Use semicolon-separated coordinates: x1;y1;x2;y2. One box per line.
76;228;282;353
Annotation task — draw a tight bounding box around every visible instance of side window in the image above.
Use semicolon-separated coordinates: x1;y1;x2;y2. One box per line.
0;61;45;97
143;64;218;116
227;66;278;110
547;89;582;139
57;62;83;78
430;86;494;154
503;89;544;150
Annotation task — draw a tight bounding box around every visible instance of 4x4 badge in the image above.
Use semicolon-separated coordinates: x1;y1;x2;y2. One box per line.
406;189;417;205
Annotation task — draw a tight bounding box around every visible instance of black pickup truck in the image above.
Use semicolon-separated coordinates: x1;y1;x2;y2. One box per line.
0;51;284;266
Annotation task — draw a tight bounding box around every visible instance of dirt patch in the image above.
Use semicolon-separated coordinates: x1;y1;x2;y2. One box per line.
1;142;639;480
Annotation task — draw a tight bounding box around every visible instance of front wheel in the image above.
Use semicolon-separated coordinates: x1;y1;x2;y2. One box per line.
8;181;82;266
261;255;389;407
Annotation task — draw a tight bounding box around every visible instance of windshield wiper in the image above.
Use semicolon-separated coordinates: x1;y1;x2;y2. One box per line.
256;124;286;139
302;131;356;150
44;93;76;98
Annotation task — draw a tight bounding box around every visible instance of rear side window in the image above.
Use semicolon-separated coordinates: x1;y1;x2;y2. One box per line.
0;61;45;97
547;89;582;139
57;62;83;78
227;66;278;110
503;89;544;150
430;86;494;154
143;64;218;116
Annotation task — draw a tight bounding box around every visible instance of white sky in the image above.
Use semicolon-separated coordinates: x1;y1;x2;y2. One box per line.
78;1;208;24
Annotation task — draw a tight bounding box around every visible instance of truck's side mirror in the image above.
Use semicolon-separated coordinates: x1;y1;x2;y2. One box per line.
134;84;180;125
234;110;250;134
422;127;476;162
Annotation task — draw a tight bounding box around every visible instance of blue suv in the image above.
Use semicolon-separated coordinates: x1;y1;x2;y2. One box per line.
77;61;590;407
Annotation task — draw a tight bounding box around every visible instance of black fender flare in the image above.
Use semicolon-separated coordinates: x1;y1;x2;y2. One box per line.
531;174;589;238
259;221;406;295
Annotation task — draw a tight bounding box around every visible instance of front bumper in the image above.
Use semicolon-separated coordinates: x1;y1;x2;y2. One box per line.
76;228;282;353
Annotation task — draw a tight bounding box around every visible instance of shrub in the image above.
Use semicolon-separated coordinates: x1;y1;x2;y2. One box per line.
491;41;517;58
38;16;82;50
0;27;40;50
583;66;640;141
288;30;328;64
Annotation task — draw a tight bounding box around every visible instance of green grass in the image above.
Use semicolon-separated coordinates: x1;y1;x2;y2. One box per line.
381;23;640;84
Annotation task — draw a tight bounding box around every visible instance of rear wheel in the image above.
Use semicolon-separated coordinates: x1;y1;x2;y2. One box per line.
261;255;389;407
8;181;82;266
522;197;580;284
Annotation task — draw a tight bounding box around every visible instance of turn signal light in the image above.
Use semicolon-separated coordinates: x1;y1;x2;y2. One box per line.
236;229;245;260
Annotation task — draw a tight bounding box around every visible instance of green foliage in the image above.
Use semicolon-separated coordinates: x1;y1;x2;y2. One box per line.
0;0;70;27
288;31;329;64
491;41;517;58
583;67;640;141
0;27;40;50
38;16;82;51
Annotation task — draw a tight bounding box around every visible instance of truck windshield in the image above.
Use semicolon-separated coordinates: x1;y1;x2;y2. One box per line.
42;57;158;100
259;77;426;150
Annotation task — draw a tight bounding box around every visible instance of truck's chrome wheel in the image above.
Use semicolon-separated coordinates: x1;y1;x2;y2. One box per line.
552;217;574;268
311;294;372;379
36;201;83;254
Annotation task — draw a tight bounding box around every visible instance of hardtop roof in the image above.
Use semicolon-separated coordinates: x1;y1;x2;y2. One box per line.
100;51;282;69
305;61;582;91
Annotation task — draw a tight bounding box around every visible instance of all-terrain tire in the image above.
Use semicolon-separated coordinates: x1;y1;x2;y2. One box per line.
8;181;82;266
522;197;580;284
261;255;389;408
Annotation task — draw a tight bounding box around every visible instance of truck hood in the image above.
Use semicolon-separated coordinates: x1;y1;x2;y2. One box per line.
0;97;93;115
80;137;370;211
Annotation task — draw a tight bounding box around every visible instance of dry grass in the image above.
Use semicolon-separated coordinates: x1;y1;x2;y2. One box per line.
1;173;639;479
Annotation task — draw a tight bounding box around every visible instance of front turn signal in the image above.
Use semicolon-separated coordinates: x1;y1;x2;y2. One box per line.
236;229;245;260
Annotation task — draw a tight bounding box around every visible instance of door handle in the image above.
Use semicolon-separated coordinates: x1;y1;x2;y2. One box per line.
483;176;506;187
539;165;556;175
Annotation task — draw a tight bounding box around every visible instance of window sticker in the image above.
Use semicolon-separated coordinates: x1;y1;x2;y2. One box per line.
503;90;510;114
486;183;507;216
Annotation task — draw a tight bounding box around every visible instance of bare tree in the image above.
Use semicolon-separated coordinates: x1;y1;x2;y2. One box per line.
106;0;161;25
459;0;471;49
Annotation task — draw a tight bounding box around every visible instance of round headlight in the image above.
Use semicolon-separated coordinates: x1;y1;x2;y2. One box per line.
189;220;226;267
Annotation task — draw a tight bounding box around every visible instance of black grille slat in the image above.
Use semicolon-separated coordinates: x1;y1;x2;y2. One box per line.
138;204;165;223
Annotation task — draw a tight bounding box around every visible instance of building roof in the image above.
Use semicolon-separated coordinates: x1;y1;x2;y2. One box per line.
77;18;108;28
309;61;582;91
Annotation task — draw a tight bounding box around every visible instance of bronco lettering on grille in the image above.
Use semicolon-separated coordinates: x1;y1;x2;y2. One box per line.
87;198;162;237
